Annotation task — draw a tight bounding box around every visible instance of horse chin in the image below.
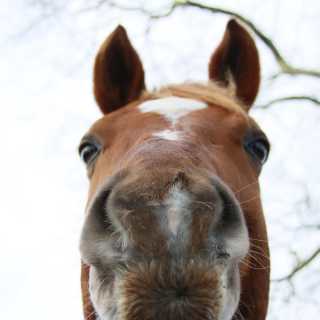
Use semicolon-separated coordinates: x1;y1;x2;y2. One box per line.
219;264;241;320
89;259;241;320
89;266;118;320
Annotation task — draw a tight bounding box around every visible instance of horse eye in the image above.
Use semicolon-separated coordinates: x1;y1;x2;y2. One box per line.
244;137;269;165
79;140;101;165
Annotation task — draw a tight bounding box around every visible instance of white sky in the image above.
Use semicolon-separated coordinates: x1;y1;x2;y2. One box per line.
0;0;319;319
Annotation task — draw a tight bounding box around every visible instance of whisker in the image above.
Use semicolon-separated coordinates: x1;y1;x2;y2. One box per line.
234;180;259;195
249;250;270;263
243;252;269;270
249;237;269;243
238;194;261;205
86;308;99;320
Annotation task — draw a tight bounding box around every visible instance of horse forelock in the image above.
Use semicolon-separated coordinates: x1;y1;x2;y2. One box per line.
140;81;247;116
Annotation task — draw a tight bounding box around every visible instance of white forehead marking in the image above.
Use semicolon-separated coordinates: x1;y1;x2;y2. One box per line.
139;96;207;125
153;130;180;141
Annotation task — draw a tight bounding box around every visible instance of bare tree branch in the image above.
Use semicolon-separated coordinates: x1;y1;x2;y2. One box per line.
175;1;320;79
30;0;320;79
274;247;320;282
94;0;320;79
77;0;177;18
257;96;320;109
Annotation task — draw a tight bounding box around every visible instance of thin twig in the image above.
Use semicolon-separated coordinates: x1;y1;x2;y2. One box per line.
257;96;320;109
76;0;177;18
175;1;320;78
274;247;320;282
14;0;320;79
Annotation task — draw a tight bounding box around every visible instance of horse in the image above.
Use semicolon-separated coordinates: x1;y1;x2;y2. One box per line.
78;19;270;320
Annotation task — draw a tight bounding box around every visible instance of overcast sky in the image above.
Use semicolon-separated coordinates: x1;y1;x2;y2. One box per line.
0;0;319;319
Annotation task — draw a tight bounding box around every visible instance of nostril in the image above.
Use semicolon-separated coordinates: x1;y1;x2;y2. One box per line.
213;180;244;231
80;188;114;266
89;188;112;229
215;244;231;260
210;177;249;261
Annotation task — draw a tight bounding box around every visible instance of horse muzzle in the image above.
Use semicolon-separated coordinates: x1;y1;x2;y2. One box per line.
80;169;249;320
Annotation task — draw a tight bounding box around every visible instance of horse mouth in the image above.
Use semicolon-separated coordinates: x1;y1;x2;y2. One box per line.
89;257;240;320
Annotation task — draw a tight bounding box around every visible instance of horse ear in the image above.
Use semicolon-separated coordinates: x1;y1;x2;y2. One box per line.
93;25;145;114
209;19;260;109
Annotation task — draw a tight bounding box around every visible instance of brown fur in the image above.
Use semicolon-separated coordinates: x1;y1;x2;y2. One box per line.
119;260;222;320
80;19;270;320
209;20;260;107
81;263;96;320
94;25;145;114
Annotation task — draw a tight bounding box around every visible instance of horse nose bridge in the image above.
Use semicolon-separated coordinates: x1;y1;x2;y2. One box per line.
98;169;248;258
122;134;216;176
105;170;196;240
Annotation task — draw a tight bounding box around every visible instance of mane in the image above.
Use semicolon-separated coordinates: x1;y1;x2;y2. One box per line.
142;81;246;115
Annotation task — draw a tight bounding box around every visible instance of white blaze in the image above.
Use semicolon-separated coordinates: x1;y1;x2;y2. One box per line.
139;96;207;142
153;129;180;141
139;96;207;125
